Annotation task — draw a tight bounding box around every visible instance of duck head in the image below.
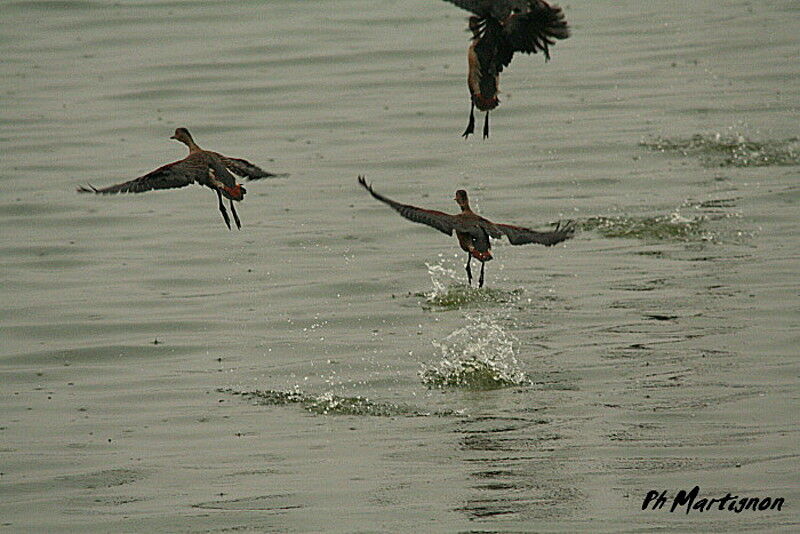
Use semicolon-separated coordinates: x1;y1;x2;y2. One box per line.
455;189;471;211
170;127;192;143
170;127;200;152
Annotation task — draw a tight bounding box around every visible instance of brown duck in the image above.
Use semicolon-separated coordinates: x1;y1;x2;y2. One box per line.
443;0;570;138
358;176;575;287
77;128;286;229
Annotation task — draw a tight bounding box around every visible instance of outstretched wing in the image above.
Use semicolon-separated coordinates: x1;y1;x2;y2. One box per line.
442;0;526;19
442;0;493;17
77;159;198;195
494;219;575;246
358;176;460;236
214;153;288;181
497;1;569;69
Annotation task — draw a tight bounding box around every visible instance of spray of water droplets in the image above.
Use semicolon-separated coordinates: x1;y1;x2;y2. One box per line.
640;133;800;168
420;314;529;390
422;262;522;310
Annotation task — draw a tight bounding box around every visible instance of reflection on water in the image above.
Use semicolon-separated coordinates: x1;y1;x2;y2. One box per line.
455;415;581;521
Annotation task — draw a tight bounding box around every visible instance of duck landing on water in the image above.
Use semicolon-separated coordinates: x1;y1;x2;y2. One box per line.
358;176;575;288
77;128;287;229
442;0;570;138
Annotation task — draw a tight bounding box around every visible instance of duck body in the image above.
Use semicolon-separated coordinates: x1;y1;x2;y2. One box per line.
454;203;495;263
467;16;502;114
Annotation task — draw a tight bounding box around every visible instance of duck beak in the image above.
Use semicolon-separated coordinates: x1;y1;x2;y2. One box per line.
170;135;177;140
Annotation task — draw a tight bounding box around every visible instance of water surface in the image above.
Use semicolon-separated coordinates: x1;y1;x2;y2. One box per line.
1;0;798;531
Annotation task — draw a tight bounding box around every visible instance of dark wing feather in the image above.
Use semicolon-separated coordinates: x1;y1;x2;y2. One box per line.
214;153;287;181
494;219;575;246
497;1;569;70
476;217;504;239
358;176;459;236
77;159;198;195
473;18;504;97
471;226;492;252
443;0;527;19
442;0;493;17
207;157;238;189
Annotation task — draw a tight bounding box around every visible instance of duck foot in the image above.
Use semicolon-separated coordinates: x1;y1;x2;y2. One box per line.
230;199;241;229
462;102;476;138
216;190;232;230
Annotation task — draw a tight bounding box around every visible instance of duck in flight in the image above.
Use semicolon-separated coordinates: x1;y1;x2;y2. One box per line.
77;128;286;229
358;176;575;287
442;0;570;138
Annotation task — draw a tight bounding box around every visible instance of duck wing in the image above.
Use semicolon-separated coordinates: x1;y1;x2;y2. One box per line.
443;0;524;19
77;158;200;195
497;0;569;69
442;0;493;17
469;225;493;252
358;176;461;236
493;219;575;246
214;153;288;181
472;18;504;94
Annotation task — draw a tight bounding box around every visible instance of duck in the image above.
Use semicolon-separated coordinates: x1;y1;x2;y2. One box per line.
358;176;575;287
77;128;286;229
442;0;570;138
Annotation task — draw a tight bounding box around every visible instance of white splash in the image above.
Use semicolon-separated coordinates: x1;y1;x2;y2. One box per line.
425;261;461;298
420;314;529;389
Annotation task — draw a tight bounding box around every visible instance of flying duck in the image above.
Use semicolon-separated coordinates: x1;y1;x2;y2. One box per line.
358;176;575;287
77;128;286;229
443;0;570;138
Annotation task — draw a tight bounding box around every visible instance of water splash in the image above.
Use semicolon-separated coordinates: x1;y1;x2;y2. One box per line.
420;314;529;390
640;133;800;167
421;262;522;311
581;211;714;242
426;262;459;296
219;387;453;417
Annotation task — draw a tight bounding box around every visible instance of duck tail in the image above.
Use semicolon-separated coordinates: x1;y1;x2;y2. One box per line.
471;249;493;262
224;184;246;201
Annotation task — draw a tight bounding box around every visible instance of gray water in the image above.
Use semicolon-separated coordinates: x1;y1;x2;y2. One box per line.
1;1;798;532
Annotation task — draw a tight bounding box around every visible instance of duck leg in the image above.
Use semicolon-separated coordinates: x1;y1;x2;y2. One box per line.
478;260;486;288
229;199;241;229
465;254;473;286
482;111;490;139
216;189;232;230
462;101;476;138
